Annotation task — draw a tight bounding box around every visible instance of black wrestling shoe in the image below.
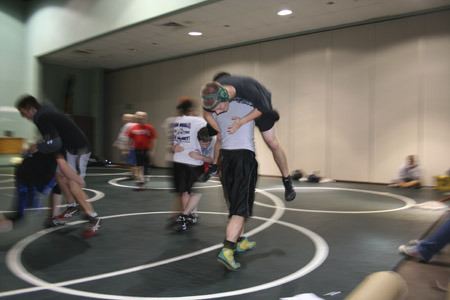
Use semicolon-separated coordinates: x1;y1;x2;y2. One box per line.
43;217;66;228
186;213;199;225
174;214;188;232
57;205;80;219
283;176;296;202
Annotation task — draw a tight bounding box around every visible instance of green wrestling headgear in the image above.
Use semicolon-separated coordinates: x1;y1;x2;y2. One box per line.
201;82;230;110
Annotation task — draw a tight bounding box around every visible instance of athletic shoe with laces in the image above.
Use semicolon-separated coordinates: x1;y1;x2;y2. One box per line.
398;244;425;260
82;216;101;238
236;237;256;254
285;187;296;202
217;248;240;271
175;214;185;223
283;176;296;202
43;217;66;228
57;205;80;219
174;215;188;232
406;239;421;246
133;181;145;191
186;213;199;225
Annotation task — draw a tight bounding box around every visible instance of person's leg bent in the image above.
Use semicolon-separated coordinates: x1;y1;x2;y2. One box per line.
418;218;450;261
183;193;202;215
56;156;84;186
10;183;32;222
68;179;95;215
261;128;289;177
182;165;204;215
226;215;245;243
400;180;421;188
50;186;63;217
54;173;85;221
55;173;77;208
66;152;78;174
260;127;296;201
78;152;91;179
180;192;189;210
217;150;258;270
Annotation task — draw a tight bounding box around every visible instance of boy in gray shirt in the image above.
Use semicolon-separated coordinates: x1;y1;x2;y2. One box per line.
201;85;258;271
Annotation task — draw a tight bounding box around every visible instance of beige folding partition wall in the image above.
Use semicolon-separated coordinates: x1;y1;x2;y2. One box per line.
105;10;450;185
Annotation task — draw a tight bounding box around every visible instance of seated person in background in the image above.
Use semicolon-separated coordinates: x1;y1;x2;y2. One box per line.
389;155;421;188
398;214;450;262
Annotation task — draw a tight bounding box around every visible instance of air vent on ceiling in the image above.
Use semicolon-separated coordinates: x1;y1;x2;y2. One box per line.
160;21;185;28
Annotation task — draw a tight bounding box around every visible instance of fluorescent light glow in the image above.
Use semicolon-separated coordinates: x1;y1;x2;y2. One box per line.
277;9;292;16
188;31;203;36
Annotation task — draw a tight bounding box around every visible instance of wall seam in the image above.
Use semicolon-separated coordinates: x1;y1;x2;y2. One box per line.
368;24;376;183
325;32;333;178
417;23;425;177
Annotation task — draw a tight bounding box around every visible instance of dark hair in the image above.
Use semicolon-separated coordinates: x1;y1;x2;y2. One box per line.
197;127;212;142
15;95;41;110
176;98;196;115
212;72;231;81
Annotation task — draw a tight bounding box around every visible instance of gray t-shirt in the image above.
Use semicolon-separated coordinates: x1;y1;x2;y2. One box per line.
398;164;421;181
213;100;255;152
171;115;207;166
201;137;216;158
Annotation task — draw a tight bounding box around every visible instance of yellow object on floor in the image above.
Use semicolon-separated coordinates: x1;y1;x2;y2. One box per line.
435;176;450;192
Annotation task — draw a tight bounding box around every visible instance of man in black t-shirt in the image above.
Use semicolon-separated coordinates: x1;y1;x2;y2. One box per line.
16;95;100;238
202;73;296;201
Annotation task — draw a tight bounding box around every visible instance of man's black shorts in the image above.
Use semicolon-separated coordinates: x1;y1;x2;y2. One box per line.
220;149;258;218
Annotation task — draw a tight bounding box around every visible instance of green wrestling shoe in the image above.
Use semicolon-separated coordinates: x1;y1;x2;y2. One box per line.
217;248;241;271
236;237;256;254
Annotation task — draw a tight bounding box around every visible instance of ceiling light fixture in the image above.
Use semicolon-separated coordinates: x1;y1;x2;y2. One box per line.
188;31;203;36
277;9;292;16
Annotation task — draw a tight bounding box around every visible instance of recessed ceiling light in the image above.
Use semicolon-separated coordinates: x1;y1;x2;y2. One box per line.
188;31;202;36
277;9;292;16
